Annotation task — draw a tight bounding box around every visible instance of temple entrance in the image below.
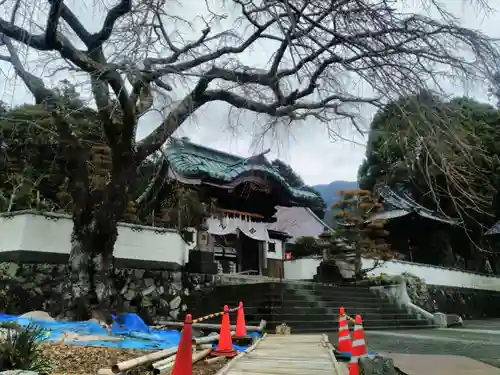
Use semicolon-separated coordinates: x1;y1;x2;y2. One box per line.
206;215;269;275
240;233;261;274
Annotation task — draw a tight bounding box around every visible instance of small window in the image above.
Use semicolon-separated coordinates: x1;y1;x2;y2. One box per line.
268;242;276;253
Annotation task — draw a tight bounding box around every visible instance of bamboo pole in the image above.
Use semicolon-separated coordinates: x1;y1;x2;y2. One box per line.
153;348;211;374
157;320;265;332
193;331;236;345
150;345;211;369
151;352;179;369
111;347;178;373
196;343;214;350
98;369;126;375
149;344;213;370
193;334;219;345
205;356;226;365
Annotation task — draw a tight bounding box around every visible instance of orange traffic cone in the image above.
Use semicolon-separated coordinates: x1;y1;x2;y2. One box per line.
212;305;237;357
171;314;193;375
338;307;352;354
349;315;368;375
233;301;253;346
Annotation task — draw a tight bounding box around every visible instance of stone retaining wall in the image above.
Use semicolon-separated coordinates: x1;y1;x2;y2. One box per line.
427;285;500;319
0;262;215;324
367;273;500;321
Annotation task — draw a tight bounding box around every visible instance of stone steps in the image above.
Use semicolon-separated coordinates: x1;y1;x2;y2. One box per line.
272;324;437;333
186;281;437;332
221;299;384;309
270;319;431;330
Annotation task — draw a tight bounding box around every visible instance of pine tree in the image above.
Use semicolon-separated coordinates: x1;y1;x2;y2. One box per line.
325;189;393;279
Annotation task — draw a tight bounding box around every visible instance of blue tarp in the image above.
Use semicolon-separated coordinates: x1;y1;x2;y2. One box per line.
215;331;262;353
0;313;261;352
335;351;378;360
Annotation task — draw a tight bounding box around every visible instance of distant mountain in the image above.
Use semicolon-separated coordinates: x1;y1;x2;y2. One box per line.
313;181;359;208
313;181;359;226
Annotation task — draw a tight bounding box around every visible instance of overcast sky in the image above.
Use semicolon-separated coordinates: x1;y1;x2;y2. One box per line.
0;0;499;186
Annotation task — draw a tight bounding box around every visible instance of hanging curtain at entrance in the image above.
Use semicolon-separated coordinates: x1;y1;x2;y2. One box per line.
237;216;270;242
205;215;270;242
206;216;239;235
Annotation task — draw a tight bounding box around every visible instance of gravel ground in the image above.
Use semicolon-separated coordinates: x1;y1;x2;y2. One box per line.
43;343;229;374
42;344;150;373
192;359;229;375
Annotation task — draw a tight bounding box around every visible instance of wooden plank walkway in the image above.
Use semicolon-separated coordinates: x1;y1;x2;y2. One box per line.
223;334;341;374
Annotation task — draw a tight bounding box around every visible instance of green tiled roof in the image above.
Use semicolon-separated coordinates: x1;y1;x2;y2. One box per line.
164;138;319;202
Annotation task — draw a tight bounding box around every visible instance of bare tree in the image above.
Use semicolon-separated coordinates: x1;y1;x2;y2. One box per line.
0;0;498;317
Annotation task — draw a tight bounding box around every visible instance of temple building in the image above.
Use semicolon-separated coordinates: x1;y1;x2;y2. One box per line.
142;137;323;277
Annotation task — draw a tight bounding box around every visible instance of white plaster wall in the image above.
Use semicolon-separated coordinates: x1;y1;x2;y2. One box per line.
283;257;500;292
284;257;321;280
362;259;500;291
0;214;26;252
20;214;74;254
266;239;284;260
0;212;194;265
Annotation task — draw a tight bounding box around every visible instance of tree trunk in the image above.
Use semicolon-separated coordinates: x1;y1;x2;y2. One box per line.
92;247;115;307
62;145;134;320
65;219;117;320
66;230;92;319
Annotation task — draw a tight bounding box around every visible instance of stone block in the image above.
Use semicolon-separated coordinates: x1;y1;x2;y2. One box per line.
141;285;156;296
169;296;182;310
359;355;399;375
446;313;463;327
172;272;182;282
433;312;447;328
134;269;145;279
7;263;19;278
124;289;136;301
169;309;180;320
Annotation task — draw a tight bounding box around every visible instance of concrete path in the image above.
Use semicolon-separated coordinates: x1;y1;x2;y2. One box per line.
328;319;500;373
379;353;500;375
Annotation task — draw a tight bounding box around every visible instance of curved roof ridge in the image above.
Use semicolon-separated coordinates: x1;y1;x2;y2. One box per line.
304;206;334;232
170;137;245;162
165;138;321;203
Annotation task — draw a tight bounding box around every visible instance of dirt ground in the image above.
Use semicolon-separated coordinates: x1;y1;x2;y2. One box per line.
192;359;228;375
43;343;228;374
42;343;149;373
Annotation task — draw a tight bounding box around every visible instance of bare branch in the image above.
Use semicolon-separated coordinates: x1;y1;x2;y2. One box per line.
90;0;132;48
0;0;497;304
1;0;499;183
0;0;137;149
45;0;63;48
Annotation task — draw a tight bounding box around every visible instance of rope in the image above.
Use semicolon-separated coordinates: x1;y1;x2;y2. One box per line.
344;313;356;324
192;305;240;324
